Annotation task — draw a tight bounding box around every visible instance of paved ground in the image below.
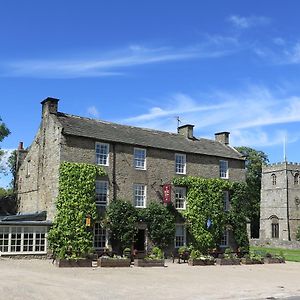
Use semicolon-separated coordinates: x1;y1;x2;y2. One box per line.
0;259;300;300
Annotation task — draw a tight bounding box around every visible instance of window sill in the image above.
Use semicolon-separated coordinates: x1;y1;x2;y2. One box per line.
134;168;147;171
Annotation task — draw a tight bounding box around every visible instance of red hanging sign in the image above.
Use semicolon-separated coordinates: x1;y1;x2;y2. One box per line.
163;184;171;204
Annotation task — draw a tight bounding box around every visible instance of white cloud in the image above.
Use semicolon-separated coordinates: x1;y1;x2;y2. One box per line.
87;106;99;118
1;39;241;78
121;85;300;148
228;15;270;29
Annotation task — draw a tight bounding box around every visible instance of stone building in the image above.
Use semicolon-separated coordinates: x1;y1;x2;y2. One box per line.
1;97;246;256
260;162;300;242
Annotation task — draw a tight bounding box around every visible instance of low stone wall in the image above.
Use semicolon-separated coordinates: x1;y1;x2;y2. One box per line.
250;238;300;249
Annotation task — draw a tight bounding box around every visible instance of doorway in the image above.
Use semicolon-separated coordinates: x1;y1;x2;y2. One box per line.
134;229;145;252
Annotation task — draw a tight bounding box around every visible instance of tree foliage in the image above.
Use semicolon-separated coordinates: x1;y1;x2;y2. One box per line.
142;202;175;250
236;146;269;237
173;176;249;253
106;199;138;251
0;116;10;175
48;162;106;259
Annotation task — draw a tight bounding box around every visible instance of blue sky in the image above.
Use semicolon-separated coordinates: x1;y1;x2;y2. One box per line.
1;0;300;187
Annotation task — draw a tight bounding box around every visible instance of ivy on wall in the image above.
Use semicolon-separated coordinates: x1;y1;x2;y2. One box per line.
173;176;249;253
48;162;106;259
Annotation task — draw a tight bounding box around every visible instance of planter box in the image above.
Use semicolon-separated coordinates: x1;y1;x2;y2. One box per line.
55;259;93;268
98;257;131;268
264;257;285;264
215;258;240;265
135;259;165;267
241;258;264;265
188;258;215;266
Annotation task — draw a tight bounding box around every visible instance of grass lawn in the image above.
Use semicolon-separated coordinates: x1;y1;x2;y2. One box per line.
250;246;300;262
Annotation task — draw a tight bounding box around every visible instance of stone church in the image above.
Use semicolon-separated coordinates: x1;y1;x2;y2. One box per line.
260;162;300;242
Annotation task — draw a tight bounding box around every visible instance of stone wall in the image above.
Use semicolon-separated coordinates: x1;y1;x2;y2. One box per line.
250;238;300;250
17;103;62;220
60;134;245;207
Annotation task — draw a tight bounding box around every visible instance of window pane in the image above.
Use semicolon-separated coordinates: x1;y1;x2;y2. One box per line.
175;187;186;209
175;225;185;248
94;223;106;249
134;148;146;169
220;160;228;178
96;143;109;165
96;181;108;206
134;184;146;207
175;154;186;174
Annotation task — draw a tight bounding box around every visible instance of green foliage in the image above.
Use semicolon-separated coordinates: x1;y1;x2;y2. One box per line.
146;246;163;260
48;162;106;259
7;150;17;188
190;249;202;259
106;199;138;251
178;246;189;255
173;176;249;253
142;202;175;250
0;116;10;176
236;146;269;237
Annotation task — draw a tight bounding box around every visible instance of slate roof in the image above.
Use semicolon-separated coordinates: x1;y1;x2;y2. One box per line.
56;112;244;160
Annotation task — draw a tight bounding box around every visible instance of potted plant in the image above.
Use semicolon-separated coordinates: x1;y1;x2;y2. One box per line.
135;247;165;267
177;246;190;263
241;251;264;265
215;248;240;265
188;249;215;266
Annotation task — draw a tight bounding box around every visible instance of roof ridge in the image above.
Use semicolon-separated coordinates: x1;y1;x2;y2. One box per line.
57;111;184;137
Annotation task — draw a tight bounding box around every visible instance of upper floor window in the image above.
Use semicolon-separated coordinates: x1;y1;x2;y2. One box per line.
95;142;109;166
95;180;109;206
175;187;186;210
134;148;146;170
223;191;230;211
175;224;186;248
219;160;228;179
133;184;146;208
294;173;299;185
271;174;277;186
175;153;186;174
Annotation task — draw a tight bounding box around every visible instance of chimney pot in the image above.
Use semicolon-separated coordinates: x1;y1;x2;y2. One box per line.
18;142;24;150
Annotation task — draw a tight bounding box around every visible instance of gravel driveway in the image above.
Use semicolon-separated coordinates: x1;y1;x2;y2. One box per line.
0;259;300;300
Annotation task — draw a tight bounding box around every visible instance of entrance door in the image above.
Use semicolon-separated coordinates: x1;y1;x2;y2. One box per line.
134;229;145;251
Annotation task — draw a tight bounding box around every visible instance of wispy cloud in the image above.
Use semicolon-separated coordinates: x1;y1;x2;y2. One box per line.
121;85;300;148
227;15;270;29
0;39;240;79
87;106;99;118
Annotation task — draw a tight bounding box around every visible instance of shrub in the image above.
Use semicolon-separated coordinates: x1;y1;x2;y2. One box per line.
146;247;164;260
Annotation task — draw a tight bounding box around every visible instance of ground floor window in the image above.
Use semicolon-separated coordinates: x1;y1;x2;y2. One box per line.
0;226;47;254
93;223;107;249
271;223;279;238
175;224;186;248
220;230;229;247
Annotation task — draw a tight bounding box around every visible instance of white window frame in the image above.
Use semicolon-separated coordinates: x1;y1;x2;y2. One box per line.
95;180;109;207
220;229;229;247
175;187;186;210
219;160;228;179
133;184;146;208
223;191;230;211
134;148;146;170
175;224;186;248
0;226;47;255
175;153;186;174
93;223;108;250
95;142;109;166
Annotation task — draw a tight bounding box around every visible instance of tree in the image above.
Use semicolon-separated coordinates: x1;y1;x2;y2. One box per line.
235;146;269;238
7;150;17;189
0;116;10;175
143;202;175;251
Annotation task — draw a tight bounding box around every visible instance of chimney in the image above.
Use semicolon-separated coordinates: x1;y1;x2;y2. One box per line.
16;142;28;171
41;97;59;118
178;124;194;139
18;142;24;150
215;132;230;145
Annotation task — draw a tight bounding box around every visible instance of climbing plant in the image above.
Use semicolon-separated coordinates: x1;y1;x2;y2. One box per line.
106;199;138;252
48;162;106;259
173;176;249;253
142;202;175;250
